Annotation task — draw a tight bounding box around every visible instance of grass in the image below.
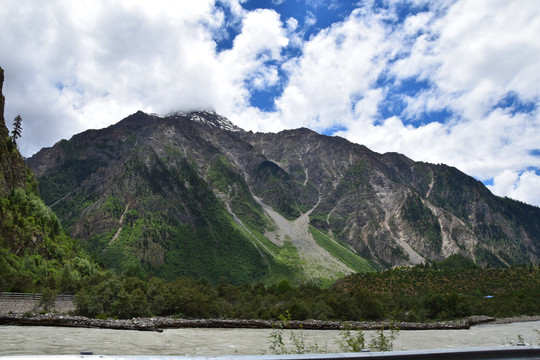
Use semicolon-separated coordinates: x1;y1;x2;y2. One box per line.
309;226;376;273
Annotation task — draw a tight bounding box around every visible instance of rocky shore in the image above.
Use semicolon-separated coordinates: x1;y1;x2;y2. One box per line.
0;313;503;332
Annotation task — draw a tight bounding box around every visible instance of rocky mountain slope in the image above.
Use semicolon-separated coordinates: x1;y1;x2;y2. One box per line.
0;67;97;292
27;111;540;284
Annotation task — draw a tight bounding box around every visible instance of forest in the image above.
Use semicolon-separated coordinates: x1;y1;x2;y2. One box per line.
66;257;540;321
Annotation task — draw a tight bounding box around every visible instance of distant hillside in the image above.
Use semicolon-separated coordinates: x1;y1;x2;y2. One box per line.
334;256;539;296
26;110;540;285
0;67;98;292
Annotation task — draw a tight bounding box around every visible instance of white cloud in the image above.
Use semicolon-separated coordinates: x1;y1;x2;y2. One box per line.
304;11;317;28
215;8;288;125
268;0;540;206
402;11;431;35
428;0;540;117
0;0;289;155
354;0;540;205
286;17;298;32
1;0;539;208
392;0;540;119
488;170;540;207
275;7;392;131
411;3;539;160
1;0;226;155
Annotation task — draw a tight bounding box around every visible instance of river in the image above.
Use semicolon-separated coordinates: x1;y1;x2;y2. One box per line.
1;321;539;356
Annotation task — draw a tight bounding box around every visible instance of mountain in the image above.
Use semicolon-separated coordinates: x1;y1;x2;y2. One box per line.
27;110;540;285
0;67;98;292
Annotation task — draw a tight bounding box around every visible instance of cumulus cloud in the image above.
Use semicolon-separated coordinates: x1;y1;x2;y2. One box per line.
383;0;540;204
269;0;540;205
395;0;540;118
275;7;392;131
215;8;288;127
304;11;317;27
0;0;289;155
1;0;539;206
488;170;540;207
1;0;226;155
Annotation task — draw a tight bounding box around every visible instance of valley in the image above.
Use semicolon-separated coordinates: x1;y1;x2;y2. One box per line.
0;65;539;325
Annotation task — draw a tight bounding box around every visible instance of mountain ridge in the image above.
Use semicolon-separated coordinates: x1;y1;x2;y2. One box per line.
26;110;540;284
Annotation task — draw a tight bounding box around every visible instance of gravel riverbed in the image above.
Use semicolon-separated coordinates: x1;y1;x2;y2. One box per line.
0;313;507;332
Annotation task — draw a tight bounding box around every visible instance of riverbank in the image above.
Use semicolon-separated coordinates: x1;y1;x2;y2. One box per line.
0;297;75;315
0;313;515;332
485;315;540;325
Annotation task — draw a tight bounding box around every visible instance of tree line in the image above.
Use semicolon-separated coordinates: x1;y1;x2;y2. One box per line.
70;262;540;321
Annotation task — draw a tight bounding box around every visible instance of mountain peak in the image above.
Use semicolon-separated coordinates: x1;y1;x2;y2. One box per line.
167;110;244;133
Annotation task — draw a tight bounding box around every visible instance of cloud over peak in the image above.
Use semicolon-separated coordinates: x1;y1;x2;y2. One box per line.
1;0;539;206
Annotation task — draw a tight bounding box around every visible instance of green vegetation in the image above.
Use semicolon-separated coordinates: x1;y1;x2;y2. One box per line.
72;260;540;322
309;226;377;273
267;240;306;283
103;196;124;219
38;287;58;312
265;312;400;354
72;155;272;285
230;190;267;233
0;186;100;292
154;215;269;284
207;155;268;233
0;67;100;295
339;324;400;352
338;262;540;321
437;254;479;270
266;311;326;354
329;160;372;211
10;115;22;145
252;160;318;221
254;161;301;220
401;193;442;252
38;156;103;206
238;226;310;286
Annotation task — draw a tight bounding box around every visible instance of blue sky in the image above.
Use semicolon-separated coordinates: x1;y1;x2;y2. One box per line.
1;0;539;206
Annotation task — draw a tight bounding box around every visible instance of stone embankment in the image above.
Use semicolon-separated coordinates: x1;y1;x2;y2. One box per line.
0;295;75;315
0;314;498;332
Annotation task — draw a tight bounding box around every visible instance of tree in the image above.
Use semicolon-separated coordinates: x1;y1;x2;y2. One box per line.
11;115;22;144
38;287;58;313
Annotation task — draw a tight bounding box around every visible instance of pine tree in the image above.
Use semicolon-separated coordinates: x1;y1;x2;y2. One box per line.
11;114;22;143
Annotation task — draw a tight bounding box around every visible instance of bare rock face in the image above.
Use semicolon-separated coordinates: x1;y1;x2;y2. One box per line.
27;110;540;282
239;129;539;268
0;67;32;197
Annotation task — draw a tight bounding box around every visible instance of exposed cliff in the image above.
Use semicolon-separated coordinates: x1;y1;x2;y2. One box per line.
0;67;31;197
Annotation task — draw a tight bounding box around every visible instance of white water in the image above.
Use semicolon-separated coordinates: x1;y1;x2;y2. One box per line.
1;321;539;356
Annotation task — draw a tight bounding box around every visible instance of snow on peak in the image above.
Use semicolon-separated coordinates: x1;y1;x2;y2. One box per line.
166;111;243;132
187;111;243;132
